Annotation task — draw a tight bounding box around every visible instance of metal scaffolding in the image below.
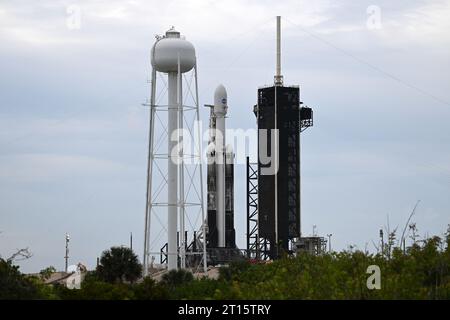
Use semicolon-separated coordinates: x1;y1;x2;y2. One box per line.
246;157;270;260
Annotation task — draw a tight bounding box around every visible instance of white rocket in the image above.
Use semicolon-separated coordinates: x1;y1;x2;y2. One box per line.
206;85;234;248
214;85;227;247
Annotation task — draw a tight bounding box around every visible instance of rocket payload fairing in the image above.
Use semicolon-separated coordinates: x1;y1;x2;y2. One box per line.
206;85;236;249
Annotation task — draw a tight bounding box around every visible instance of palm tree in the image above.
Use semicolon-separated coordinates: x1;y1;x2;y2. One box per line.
96;246;142;283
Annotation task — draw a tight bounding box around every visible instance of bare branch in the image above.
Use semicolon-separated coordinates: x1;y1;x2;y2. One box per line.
371;239;379;252
7;248;33;263
400;200;421;248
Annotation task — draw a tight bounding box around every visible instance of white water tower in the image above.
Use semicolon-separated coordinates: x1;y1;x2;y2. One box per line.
143;27;206;273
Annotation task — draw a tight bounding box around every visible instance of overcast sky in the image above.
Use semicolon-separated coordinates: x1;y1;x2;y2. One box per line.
1;0;449;273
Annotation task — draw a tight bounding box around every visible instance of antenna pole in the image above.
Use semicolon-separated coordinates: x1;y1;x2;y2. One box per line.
64;233;69;273
274;16;283;86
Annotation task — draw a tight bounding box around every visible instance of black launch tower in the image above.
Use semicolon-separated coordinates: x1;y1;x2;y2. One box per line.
248;16;313;260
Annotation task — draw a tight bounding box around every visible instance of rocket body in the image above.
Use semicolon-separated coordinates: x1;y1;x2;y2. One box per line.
214;85;227;247
206;85;235;249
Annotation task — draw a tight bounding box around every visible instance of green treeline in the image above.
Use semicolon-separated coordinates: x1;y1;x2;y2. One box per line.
1;234;449;299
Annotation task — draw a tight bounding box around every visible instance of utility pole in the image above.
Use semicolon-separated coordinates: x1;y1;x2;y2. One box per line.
130;232;133;252
327;234;332;252
64;233;70;273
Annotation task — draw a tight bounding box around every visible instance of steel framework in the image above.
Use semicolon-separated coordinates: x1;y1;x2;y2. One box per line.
247;103;314;261
246;157;271;260
143;56;207;275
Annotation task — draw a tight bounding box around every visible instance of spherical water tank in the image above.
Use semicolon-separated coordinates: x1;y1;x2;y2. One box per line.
151;27;196;73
